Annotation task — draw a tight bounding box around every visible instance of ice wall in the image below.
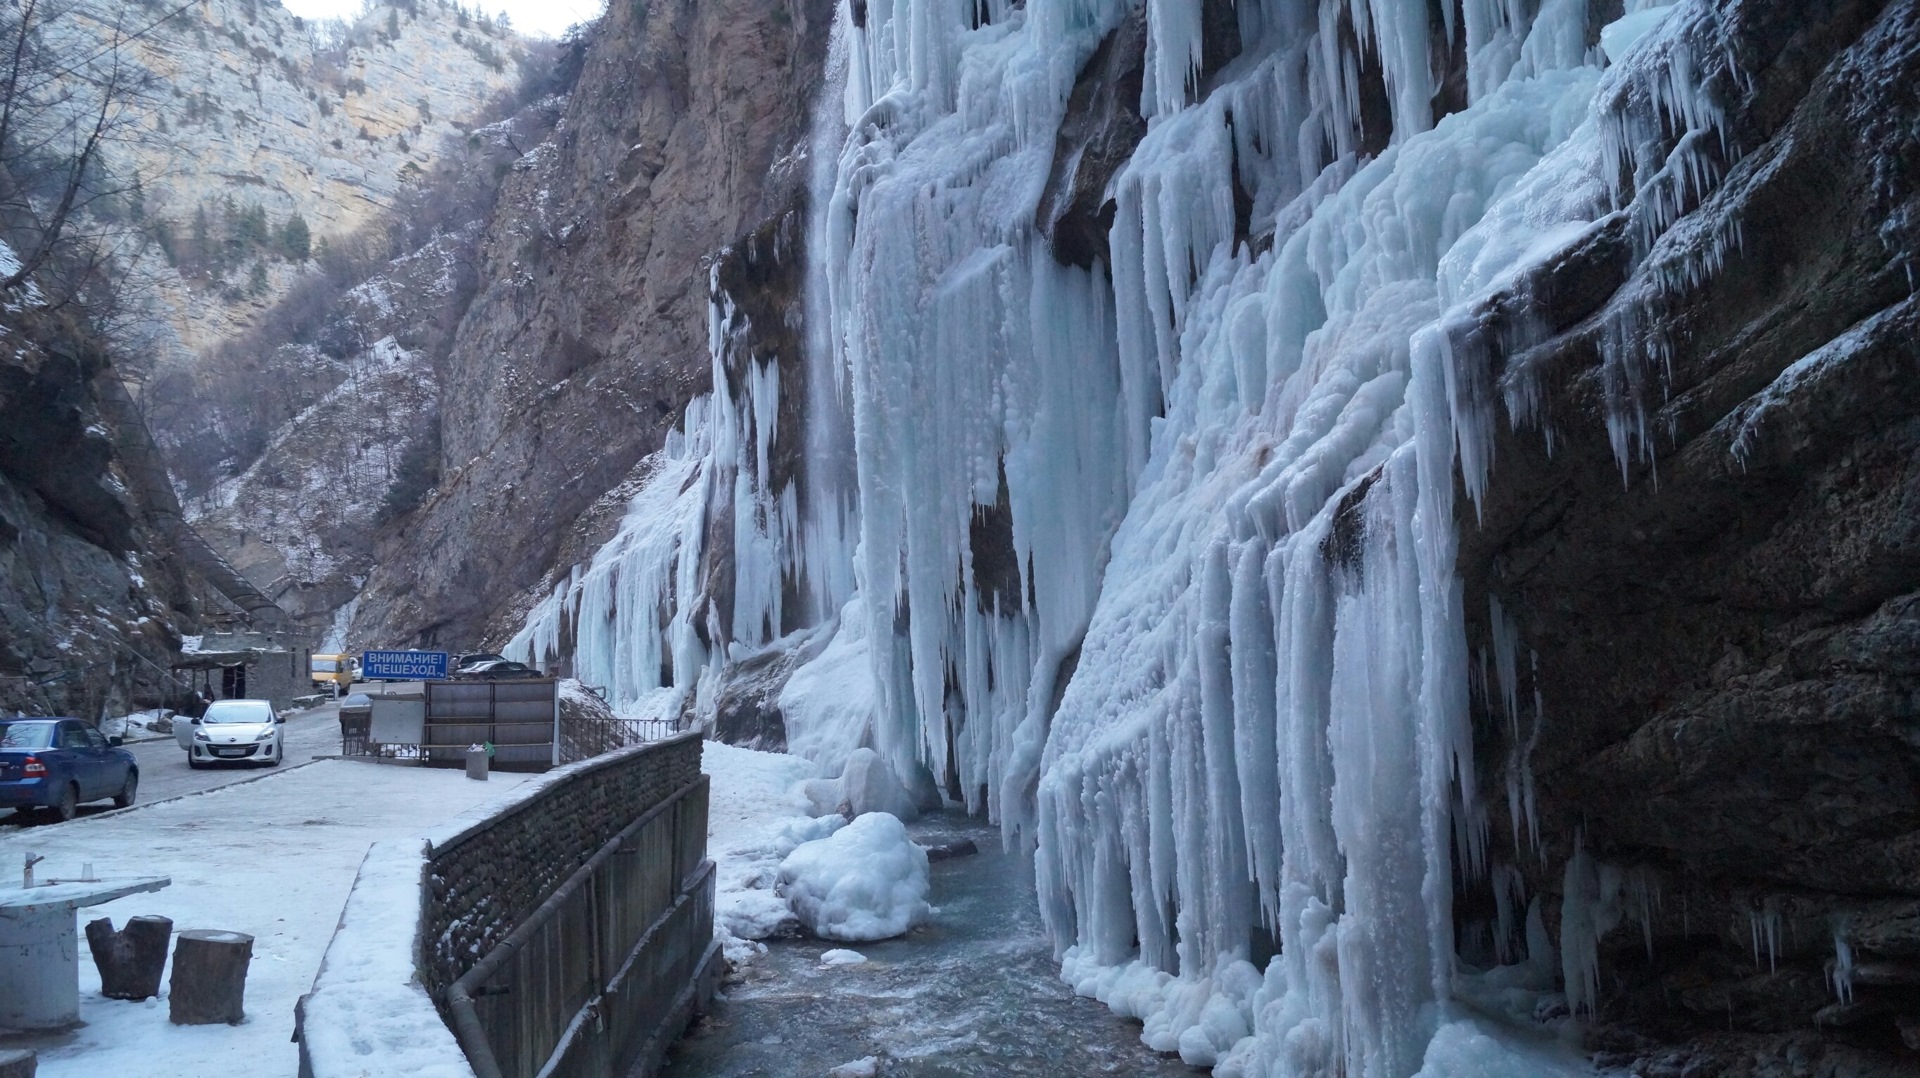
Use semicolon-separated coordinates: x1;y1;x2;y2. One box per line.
504;272;789;718
518;0;1744;1072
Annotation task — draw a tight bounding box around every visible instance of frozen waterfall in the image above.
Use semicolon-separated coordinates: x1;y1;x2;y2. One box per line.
513;0;1741;1072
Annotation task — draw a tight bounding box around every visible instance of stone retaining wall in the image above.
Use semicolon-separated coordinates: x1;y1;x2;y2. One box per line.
422;733;703;997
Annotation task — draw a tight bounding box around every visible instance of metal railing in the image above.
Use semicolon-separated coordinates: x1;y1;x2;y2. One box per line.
444;773;716;1078
556;714;685;764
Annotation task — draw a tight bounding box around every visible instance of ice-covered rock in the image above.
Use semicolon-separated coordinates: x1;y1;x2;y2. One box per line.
778;812;931;941
1598;5;1677;64
800;747;922;821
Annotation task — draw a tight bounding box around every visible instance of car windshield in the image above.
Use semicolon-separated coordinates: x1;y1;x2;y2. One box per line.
312;659;340;672
0;721;54;749
203;701;272;725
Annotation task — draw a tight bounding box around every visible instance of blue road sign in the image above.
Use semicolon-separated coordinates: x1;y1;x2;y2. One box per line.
361;649;449;680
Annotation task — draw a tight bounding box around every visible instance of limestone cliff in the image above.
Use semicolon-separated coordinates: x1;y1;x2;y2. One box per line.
351;0;836;650
52;0;529;360
1448;2;1920;1068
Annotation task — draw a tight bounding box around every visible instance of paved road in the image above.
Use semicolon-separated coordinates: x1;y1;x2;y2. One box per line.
0;699;348;830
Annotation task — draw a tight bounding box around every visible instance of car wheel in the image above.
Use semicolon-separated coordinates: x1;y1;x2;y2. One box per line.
188;756;205;770
113;771;138;808
50;782;78;822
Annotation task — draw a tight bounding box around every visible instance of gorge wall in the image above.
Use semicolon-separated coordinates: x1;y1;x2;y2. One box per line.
490;0;1920;1073
1456;3;1920;1067
0;300;191;717
350;0;838;650
58;0;529;360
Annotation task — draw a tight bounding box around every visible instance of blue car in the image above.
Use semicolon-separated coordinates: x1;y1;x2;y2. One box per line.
0;718;138;822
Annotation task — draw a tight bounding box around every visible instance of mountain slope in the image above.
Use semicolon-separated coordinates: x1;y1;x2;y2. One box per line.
54;0;531;360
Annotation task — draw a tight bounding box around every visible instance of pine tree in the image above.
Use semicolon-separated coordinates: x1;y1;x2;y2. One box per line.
190;206;211;275
280;213;311;261
153;219;178;266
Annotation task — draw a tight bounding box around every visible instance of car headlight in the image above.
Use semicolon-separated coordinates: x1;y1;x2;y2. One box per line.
193;730;210;741
255;729;277;741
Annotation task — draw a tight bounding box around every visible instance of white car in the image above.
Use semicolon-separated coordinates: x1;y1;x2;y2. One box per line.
176;699;286;769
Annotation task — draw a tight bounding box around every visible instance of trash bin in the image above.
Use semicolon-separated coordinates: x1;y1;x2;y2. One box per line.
338;693;372;757
465;744;489;781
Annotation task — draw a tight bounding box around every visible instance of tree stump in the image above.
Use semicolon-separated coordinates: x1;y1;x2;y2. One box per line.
167;930;253;1025
84;915;173;1001
0;1048;35;1078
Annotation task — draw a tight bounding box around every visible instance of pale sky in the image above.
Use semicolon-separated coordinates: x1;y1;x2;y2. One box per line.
280;0;607;40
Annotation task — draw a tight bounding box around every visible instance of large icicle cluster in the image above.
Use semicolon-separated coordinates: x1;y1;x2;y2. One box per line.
504;270;796;717
515;0;1753;1073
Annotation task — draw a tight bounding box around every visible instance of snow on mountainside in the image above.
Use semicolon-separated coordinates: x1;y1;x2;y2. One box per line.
499;0;1920;1073
49;0;532;361
172;90;569;639
187;335;433;630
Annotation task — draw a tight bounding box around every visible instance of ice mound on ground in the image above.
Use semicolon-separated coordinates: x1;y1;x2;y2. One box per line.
1411;1017;1590;1077
801;746;922;820
778;811;931;941
714;813;846;946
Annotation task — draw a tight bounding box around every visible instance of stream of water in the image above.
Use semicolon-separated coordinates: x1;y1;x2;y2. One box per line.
663;814;1194;1077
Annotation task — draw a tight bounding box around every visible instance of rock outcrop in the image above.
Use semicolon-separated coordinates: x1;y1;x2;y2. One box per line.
0;304;189;717
352;0;836;651
1447;1;1920;1069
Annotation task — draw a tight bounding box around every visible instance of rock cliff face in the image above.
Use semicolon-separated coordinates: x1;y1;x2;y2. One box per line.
54;0;528;359
0;302;188;717
179;207;514;638
351;0;836;650
1452;2;1920;1068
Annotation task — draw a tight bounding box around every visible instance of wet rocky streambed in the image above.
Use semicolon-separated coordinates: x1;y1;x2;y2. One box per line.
663;814;1195;1077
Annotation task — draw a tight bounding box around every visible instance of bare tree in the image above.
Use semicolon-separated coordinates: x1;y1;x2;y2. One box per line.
0;0;191;305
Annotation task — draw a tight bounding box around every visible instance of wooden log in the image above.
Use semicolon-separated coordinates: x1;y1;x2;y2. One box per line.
167;930;254;1025
0;1048;35;1078
84;915;173;1001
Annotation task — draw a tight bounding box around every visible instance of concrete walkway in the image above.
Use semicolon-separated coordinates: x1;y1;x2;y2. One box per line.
0;760;531;1077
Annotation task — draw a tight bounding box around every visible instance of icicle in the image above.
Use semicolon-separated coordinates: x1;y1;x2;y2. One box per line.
1749;899;1782;974
1829;919;1855;1004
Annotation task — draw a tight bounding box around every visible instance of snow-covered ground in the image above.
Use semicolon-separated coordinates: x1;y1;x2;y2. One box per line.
0;761;532;1077
702;740;821;964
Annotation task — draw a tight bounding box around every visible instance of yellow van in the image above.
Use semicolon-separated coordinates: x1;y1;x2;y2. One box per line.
310;654;356;694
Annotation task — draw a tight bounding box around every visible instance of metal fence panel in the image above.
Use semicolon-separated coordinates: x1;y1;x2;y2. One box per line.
446;772;715;1078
